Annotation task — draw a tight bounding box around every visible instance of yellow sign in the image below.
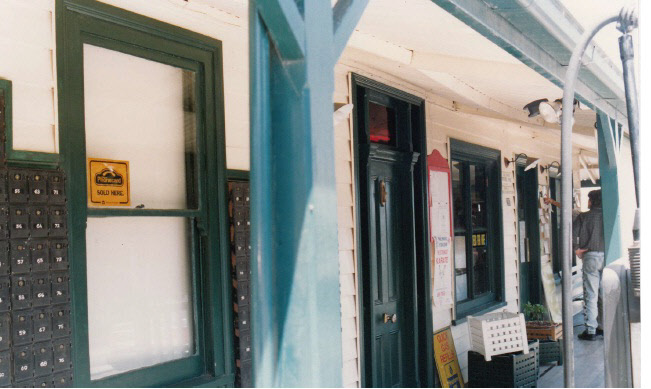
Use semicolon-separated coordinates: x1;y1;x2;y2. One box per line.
88;158;130;206
433;327;464;388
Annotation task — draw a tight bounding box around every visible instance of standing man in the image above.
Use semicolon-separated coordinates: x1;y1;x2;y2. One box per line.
573;190;605;340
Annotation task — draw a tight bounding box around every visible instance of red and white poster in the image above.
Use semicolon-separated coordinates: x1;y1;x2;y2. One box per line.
428;150;453;307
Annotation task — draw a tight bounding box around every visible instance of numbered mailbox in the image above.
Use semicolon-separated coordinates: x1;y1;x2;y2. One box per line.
245;237;251;256
8;170;28;204
235;257;249;281
51;273;69;305
237;281;249;307
233;208;247;232
52;369;72;388
0;312;10;350
232;185;244;204
13;344;34;382
35;374;53;388
30;241;50;273
32;273;51;307
50;241;68;271
34;341;53;377
0;349;11;386
33;307;52;342
49;207;67;238
0;207;7;239
10;241;30;274
12;310;33;346
0;277;9;312
238;330;252;361
52;338;71;372
51;305;70;339
28;172;48;204
11;275;31;310
9;207;29;239
0;241;8;276
237;307;250;331
234;235;246;256
0;170;7;203
29;207;49;238
15;379;35;388
48;174;66;205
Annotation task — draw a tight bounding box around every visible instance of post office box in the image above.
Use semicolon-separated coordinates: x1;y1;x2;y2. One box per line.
48;208;67;238
48;174;66;205
12;310;33;346
238;330;252;361
9;207;29;239
49;241;67;271
10;241;30;274
52;370;72;388
0;277;9;312
233;209;247;231
232;185;244;203
33;308;52;342
30;241;50;273
52;338;71;372
0;350;11;386
34;341;53;377
239;359;252;387
237;307;250;331
28;207;49;238
0;207;8;239
0;171;7;203
35;375;53;388
51;273;68;305
32;273;51;307
51;305;69;339
11;275;31;310
0;241;8;276
28;172;48;204
234;235;246;256
245;237;251;256
13;344;34;382
8;170;28;204
15;379;35;388
235;258;249;281
0;313;9;351
236;281;249;307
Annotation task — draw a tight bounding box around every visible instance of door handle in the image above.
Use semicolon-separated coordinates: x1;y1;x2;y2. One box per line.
379;180;387;206
525;237;530;263
383;313;397;323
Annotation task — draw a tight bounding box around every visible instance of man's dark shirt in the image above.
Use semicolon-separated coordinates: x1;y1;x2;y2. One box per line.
573;207;605;252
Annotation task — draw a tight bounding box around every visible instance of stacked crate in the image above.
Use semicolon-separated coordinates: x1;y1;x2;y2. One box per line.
468;340;539;388
229;181;252;387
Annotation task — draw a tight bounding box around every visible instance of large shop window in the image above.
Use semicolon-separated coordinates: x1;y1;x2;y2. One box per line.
58;2;230;387
450;139;503;319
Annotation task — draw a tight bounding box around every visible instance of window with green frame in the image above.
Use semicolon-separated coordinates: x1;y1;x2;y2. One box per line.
57;1;232;387
450;139;504;319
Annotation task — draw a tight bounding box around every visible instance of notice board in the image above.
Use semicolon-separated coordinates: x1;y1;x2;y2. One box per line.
433;327;464;387
428;149;453;307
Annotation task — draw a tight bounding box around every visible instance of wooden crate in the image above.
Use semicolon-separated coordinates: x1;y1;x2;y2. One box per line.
526;322;563;341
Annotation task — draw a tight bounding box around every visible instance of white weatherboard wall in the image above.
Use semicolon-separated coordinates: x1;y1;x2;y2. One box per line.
0;0;58;153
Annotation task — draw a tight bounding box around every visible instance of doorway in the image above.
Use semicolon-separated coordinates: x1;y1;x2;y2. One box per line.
516;163;541;310
352;75;430;388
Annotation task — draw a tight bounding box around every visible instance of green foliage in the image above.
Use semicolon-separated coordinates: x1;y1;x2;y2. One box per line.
523;302;548;322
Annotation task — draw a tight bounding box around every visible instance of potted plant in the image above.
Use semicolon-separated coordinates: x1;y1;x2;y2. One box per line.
523;303;563;341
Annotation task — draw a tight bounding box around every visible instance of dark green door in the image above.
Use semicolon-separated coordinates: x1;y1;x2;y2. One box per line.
516;165;541;310
365;145;418;388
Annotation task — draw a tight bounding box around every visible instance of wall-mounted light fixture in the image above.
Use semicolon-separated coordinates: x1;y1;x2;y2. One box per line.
504;153;539;171
523;98;579;125
540;161;561;177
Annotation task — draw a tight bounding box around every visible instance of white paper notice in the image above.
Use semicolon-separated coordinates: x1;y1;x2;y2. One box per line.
433;236;453;307
429;170;451;240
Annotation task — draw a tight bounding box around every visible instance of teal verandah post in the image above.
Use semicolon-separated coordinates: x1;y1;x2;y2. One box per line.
596;112;623;264
249;0;367;386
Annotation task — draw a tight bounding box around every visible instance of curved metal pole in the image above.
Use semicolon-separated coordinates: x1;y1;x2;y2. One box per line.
560;14;619;388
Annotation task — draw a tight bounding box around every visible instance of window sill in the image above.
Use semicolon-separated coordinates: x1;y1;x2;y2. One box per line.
452;301;507;325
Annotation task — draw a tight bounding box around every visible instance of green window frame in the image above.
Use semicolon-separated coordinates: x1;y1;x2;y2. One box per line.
56;1;232;387
450;139;504;320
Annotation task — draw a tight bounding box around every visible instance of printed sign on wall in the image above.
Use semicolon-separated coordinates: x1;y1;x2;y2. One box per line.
433;327;464;388
88;158;130;206
433;236;453;306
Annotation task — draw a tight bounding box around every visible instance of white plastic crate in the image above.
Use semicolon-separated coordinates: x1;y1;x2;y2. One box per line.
467;311;529;361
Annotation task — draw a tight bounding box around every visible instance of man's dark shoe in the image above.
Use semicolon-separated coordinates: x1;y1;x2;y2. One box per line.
578;330;597;341
596;328;604;336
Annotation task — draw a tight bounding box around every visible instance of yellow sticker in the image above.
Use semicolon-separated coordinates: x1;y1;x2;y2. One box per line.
88;158;130;206
433;327;464;387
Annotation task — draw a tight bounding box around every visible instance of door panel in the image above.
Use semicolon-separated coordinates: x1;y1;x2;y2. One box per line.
367;148;415;388
517;165;541;310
